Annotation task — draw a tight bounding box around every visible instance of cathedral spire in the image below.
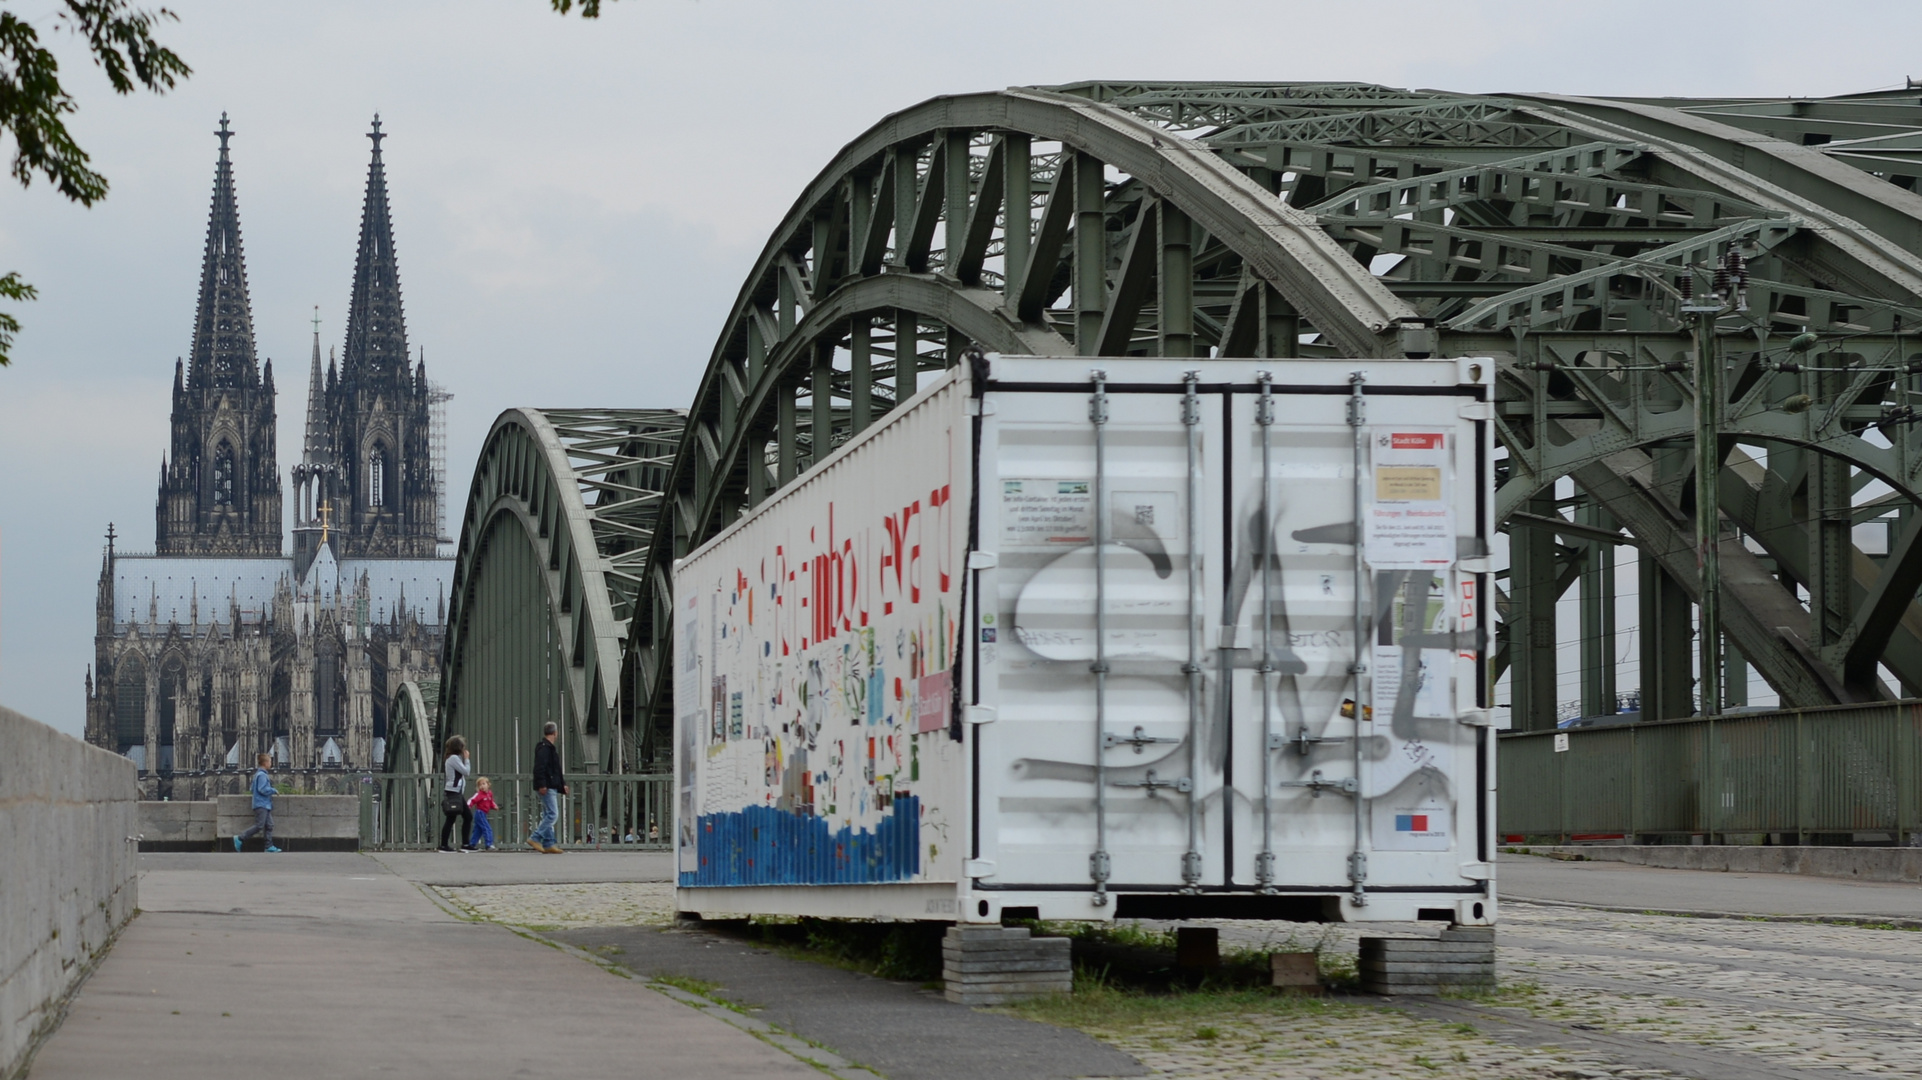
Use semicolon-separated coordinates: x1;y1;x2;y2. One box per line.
187;113;259;390
303;311;327;462
341;114;407;386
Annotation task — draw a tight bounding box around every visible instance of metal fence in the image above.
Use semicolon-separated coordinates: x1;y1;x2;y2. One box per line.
1499;701;1922;845
360;772;674;851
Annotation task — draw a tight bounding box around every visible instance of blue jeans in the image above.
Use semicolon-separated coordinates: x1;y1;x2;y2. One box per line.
237;806;273;845
469;809;495;848
531;791;560;847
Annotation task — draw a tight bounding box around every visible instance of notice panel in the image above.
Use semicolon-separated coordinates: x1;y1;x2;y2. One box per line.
1365;429;1455;569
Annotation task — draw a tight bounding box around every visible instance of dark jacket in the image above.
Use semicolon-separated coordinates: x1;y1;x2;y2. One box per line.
532;738;565;792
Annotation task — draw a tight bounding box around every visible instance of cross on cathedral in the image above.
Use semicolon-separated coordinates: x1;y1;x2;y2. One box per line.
318;500;333;544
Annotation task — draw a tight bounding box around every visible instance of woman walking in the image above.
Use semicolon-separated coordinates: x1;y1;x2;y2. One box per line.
438;736;474;853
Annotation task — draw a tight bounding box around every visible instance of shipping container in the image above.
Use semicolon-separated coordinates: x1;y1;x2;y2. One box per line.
674;355;1498;925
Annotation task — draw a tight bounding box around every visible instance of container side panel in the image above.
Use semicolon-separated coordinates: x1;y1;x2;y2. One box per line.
674;375;969;888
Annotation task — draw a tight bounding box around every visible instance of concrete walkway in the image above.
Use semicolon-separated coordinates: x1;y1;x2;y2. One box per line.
1498;850;1922;920
28;853;811;1079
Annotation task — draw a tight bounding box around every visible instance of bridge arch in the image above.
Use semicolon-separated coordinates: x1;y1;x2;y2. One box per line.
442;408;681;776
535;81;1922;756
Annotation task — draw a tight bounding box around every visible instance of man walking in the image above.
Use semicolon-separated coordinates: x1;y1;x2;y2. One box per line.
234;752;281;853
529;721;568;854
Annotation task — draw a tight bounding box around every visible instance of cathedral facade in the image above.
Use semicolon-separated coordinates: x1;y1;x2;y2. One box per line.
84;116;454;799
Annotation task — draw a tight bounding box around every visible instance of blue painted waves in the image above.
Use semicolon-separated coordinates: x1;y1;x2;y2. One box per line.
680;796;921;886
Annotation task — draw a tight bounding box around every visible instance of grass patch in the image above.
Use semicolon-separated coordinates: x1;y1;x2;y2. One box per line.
655;972;726;998
999;978;1357;1032
731;917;947;982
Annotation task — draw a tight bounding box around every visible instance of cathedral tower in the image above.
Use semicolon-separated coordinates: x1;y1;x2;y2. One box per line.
156;114;283;556
326;116;437;559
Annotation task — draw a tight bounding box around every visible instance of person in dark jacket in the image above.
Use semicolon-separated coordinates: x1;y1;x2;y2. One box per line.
529;721;568;854
438;735;474;853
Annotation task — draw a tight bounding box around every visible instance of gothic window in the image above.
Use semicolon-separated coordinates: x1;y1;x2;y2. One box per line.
212;441;236;506
370;444;388;508
221;684;237;754
316;635;343;736
114;656;146;754
158;659;185;774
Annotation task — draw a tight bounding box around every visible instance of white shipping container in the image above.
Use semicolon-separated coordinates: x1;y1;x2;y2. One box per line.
675;355;1497;926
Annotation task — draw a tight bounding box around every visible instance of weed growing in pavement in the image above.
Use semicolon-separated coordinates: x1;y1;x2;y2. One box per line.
654;972;725;998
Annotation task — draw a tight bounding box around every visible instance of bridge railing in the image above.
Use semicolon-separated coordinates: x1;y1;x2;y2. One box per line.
360;772;674;851
1499;701;1922;845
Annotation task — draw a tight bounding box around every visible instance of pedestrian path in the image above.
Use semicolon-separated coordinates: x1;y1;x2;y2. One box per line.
1497;850;1922;920
27;852;812;1079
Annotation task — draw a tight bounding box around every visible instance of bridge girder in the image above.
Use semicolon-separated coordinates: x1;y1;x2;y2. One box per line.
441;408;681;775
583;81;1922;761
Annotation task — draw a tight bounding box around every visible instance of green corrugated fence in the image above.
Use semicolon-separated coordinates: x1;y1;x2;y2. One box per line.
1498;701;1922;844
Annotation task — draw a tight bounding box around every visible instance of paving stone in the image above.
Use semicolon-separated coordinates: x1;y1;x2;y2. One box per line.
436;879;1922;1080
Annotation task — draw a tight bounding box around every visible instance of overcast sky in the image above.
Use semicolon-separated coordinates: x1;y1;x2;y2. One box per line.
4;0;1920;735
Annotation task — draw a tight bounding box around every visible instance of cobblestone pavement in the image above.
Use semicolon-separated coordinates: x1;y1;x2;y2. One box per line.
437;880;1921;1079
435;880;678;928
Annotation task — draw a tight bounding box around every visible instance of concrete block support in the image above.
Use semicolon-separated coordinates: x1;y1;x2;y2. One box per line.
0;706;139;1080
942;926;1071;1006
1359;926;1496;996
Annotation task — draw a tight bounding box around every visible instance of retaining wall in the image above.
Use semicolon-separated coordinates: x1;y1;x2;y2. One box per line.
138;795;360;851
0;706;139;1080
1529;844;1922;883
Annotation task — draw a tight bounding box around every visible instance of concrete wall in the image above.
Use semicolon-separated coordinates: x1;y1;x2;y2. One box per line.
1531;844;1922;883
137;796;361;851
215;795;359;840
137;800;217;846
0;705;138;1080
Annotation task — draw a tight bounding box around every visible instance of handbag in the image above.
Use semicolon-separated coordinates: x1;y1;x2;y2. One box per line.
442;791;466;815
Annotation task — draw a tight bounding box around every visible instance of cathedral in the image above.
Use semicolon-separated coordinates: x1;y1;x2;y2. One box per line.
84;115;455;799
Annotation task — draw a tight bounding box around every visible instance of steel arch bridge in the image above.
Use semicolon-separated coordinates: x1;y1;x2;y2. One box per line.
440;408;681;774
445;81;1922;769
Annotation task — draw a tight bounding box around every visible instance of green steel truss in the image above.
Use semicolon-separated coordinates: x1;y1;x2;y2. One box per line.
441;408;682;775
440;82;1922;766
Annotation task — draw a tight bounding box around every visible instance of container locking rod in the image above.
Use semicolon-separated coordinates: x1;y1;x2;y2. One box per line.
1347;370;1370;908
1256;370;1278;895
1181;370;1205;894
1090;369;1112;907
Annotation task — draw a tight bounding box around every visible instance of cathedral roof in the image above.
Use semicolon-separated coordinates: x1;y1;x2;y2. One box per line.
111;554;453;630
187;113;259;391
112;557;284;627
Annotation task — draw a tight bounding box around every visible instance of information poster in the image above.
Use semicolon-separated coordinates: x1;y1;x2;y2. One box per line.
1366;430;1455;569
1000;479;1093;548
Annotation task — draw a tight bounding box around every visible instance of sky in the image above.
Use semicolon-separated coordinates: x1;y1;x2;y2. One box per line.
3;0;1920;736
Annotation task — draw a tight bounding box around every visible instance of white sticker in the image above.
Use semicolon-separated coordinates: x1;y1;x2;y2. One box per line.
1366;430;1455;569
1374;799;1451;851
1000;479;1093;548
1414;648;1455;720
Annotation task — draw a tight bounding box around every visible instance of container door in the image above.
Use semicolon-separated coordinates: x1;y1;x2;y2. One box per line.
972;379;1228;893
1223;387;1481;895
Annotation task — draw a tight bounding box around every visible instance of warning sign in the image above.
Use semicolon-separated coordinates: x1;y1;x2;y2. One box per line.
1365;429;1455;569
